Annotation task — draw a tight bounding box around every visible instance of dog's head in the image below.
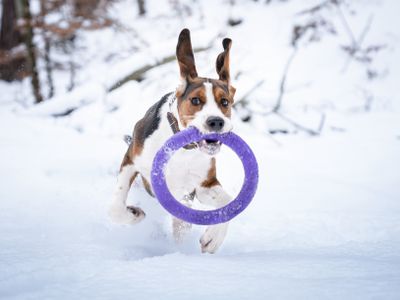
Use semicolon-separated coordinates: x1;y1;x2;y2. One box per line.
175;29;236;134
175;29;236;155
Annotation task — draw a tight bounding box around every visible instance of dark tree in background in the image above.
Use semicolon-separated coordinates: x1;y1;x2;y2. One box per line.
39;0;54;99
0;0;20;49
20;0;43;103
0;0;26;81
0;0;116;104
137;0;146;16
0;0;43;103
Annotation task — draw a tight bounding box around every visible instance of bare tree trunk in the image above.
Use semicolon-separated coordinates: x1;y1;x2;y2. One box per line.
20;0;43;103
43;34;54;98
61;37;76;92
0;0;26;81
0;0;21;49
73;0;100;18
67;54;76;92
137;0;146;16
40;0;54;98
272;47;298;113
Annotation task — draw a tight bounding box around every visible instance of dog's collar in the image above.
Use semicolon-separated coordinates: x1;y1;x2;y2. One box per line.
167;95;198;150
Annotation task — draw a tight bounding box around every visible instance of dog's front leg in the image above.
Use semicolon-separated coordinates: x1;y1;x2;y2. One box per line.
172;192;195;242
109;162;146;224
196;185;231;253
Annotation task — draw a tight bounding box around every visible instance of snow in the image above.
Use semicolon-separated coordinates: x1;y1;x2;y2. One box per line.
1;0;400;299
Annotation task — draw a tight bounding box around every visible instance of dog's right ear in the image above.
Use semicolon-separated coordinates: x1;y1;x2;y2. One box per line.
216;38;232;82
176;29;198;80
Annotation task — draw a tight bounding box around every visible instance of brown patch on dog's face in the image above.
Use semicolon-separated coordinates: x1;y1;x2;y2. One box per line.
176;78;206;127
210;79;236;118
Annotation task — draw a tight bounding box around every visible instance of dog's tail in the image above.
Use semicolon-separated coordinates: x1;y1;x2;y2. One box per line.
123;135;132;146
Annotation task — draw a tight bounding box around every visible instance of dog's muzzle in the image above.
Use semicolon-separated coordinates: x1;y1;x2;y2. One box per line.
199;139;221;155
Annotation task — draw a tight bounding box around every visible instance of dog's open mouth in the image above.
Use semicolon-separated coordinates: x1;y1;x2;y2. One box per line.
199;139;221;156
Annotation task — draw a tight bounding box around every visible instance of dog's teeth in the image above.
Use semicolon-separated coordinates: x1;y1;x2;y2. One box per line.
199;140;221;155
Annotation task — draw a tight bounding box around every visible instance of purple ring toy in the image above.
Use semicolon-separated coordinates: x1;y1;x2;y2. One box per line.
151;127;258;225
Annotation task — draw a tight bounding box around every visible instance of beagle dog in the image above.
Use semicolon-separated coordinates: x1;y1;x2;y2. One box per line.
109;28;236;254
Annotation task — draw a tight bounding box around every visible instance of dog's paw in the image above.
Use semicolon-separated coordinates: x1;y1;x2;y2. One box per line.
200;223;228;254
108;204;145;224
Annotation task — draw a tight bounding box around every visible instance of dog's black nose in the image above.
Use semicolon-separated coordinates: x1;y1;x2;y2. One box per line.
206;116;225;132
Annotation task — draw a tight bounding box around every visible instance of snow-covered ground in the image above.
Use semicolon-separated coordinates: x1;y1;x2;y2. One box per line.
1;0;400;299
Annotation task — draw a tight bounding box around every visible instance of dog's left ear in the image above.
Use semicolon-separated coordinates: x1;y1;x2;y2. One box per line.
216;38;232;82
176;28;198;80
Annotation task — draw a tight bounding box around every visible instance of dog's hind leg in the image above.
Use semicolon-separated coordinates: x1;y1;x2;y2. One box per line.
109;152;146;224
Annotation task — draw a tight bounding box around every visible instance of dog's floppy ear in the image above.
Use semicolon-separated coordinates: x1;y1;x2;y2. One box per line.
176;28;198;80
216;38;232;82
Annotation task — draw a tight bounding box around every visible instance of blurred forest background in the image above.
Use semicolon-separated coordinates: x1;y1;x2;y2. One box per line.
1;0;398;128
1;1;400;299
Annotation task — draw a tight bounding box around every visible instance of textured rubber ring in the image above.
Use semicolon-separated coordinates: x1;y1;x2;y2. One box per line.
151;127;258;225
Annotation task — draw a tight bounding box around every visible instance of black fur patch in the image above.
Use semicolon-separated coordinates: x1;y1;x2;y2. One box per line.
143;92;171;139
133;92;171;147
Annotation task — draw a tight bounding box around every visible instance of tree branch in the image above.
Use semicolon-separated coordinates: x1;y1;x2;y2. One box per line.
107;45;211;92
272;47;298;113
233;79;265;106
274;111;325;136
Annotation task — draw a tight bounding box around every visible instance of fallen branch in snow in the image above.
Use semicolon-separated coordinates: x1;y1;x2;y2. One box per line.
233;80;265;122
296;0;332;16
233;46;324;136
52;107;78;117
107;45;211;92
236;80;265;104
244;106;326;136
233;80;265;111
274;111;325;136
335;2;358;48
338;8;375;72
268;43;326;135
272;48;298;113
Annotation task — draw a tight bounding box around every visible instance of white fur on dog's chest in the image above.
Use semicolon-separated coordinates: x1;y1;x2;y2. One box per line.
134;102;212;200
165;148;212;196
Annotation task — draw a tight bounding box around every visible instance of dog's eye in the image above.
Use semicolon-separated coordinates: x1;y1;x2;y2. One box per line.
221;98;229;107
191;97;201;106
